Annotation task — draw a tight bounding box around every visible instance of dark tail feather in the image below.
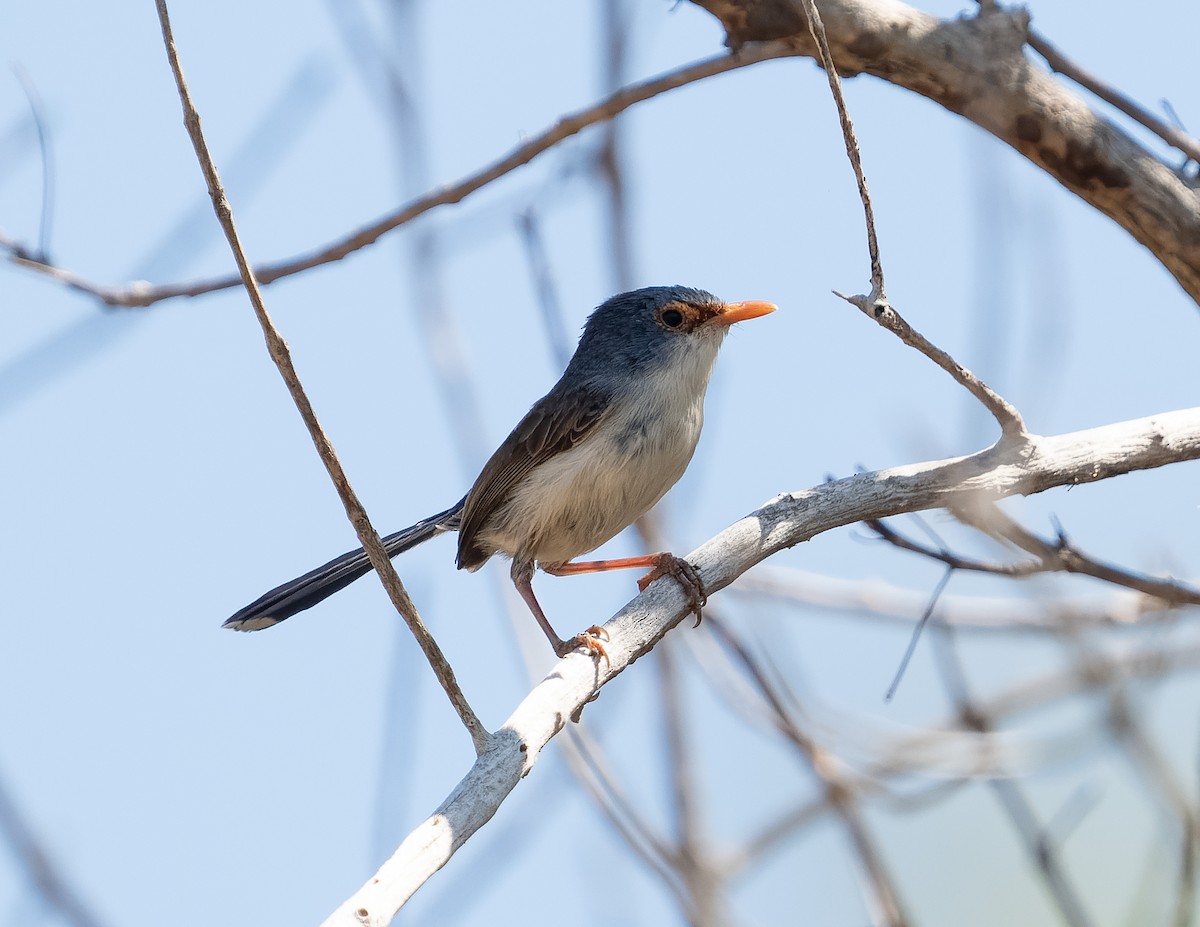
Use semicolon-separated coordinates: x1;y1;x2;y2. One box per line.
223;500;464;631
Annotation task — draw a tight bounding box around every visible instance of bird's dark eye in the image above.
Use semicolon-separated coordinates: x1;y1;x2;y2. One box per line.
660;307;685;329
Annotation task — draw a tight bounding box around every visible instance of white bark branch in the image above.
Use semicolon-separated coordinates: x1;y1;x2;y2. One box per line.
321;405;1200;927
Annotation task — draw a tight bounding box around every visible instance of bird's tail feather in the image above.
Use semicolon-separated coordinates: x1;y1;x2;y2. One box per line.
223;500;464;631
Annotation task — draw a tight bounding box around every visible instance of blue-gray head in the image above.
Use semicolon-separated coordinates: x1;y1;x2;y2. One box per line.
566;286;776;385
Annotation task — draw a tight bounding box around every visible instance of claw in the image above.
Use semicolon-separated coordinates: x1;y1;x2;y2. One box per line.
556;625;610;665
637;553;707;626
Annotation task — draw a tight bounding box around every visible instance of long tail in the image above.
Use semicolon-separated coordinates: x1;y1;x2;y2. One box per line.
223;500;464;631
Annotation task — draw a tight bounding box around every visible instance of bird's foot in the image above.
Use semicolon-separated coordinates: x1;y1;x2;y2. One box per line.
637;553;707;626
556;625;610;664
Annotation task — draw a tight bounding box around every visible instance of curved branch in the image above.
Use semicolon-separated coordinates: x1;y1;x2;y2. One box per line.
689;0;1200;305
4;44;794;308
322;405;1200;926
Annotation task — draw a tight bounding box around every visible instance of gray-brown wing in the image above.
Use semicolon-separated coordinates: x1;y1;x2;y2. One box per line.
456;385;610;569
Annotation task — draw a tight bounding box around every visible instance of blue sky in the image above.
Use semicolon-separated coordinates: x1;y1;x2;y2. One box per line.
2;1;1198;925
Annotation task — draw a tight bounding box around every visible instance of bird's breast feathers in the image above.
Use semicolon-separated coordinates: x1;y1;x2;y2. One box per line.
478;353;713;566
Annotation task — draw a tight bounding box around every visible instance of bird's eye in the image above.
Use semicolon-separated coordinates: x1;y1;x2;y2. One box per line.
659;307;685;329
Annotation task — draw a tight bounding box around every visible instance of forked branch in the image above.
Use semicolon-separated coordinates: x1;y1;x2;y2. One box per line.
321;406;1200;926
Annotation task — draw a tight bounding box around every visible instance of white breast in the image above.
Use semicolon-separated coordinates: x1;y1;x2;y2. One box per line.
478;333;722;566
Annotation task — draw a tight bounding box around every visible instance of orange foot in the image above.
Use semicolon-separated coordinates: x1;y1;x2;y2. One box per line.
558;625;611;665
637;553;707;626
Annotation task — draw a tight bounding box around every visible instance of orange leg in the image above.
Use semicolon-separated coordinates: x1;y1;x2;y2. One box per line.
544;554;662;577
544;552;708;625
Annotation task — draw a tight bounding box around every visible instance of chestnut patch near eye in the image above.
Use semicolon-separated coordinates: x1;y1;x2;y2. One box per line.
660;307;685;329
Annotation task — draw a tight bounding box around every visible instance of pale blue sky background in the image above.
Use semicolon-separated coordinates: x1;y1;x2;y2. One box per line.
1;2;1198;925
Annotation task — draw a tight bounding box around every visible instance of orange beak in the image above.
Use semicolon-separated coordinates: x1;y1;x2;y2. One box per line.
706;300;778;328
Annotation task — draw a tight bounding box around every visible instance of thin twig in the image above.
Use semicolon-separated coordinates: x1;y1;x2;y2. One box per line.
883;567;951;702
735;563;1176;632
1041;782;1103;848
1107;693;1198;832
0;770;109;927
152;0;488;753
517;209;573;368
930;625;1096;927
840;297;1029;439
658;642;727;926
5;43;795;308
1102;689;1200;927
1027;29;1200;166
598;0;636;294
795;0;884;299
797;0;1027;440
868;516;1056;578
872;510;1200;609
951;501;1200;607
0;227;41;262
11;65;53;262
560;727;687;905
727;633;1200;879
708;617;911;927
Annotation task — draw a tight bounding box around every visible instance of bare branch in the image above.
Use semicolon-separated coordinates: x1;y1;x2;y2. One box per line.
950;500;1200;607
727;630;1200;878
0;770;110;927
152;0;487;752
792;0;1030;445
988;640;1200;722
597;0;637;294
735;564;1177;632
689;0;1200;305
559;726;685;901
1100;688;1199;925
792;0;1027;453
516;210;572;367
709;408;1200;592
929;628;1096;927
1026;28;1200;166
657;642;728;926
317;406;1200;923
795;0;885;300
11;64;53;262
867;516;1048;577
987;776;1097;927
4;44;795;308
319;622;717;927
837;298;1029;439
707;618;910;926
883;567;950;701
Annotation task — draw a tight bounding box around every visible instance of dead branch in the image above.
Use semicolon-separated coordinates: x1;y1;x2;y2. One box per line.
3;44;795;308
321;405;1200;925
152;0;487;752
688;0;1200;305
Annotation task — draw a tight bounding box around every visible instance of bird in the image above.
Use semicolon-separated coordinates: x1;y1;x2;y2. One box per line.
224;285;776;657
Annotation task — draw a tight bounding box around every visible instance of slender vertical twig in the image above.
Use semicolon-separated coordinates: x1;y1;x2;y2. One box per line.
659;642;728;926
797;0;1027;440
709;617;911;927
152;0;488;753
517;209;572;367
11;65;53;261
795;0;884;301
